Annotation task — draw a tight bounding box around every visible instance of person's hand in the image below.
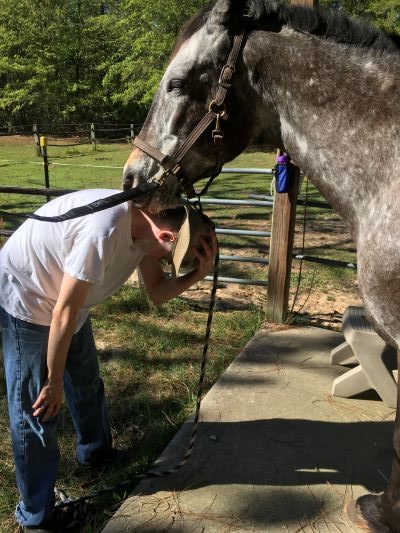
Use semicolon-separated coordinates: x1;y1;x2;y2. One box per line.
191;230;217;279
32;378;63;422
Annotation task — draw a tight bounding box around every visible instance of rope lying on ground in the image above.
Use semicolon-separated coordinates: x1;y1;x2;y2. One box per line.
55;246;219;509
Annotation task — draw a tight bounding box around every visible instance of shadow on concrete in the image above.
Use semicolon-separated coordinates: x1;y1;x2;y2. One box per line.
145;418;394;496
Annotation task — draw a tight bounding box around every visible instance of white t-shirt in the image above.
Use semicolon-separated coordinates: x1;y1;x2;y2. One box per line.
0;189;144;332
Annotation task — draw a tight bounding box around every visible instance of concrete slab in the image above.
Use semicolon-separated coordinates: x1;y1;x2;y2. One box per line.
102;326;396;532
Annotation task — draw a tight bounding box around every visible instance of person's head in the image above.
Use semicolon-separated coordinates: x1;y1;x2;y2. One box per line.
140;202;215;276
162;203;215;276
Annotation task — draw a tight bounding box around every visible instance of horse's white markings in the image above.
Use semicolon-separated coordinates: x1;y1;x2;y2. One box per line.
365;60;376;72
166;24;224;78
146;24;223;167
381;76;395;92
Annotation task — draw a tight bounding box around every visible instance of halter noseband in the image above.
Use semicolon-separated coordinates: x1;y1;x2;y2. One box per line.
132;32;246;199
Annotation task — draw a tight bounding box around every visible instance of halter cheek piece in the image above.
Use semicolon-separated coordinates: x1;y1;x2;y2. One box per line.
132;32;246;199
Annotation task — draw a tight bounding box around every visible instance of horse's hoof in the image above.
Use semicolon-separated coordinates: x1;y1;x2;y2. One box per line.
347;494;400;532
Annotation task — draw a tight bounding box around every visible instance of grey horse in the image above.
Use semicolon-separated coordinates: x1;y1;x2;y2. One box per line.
123;1;400;530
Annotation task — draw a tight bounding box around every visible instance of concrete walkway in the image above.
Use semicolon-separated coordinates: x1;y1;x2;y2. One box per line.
102;326;396;532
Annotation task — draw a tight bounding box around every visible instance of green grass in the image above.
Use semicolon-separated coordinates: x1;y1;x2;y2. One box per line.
0;138;357;293
0;137;357;286
0;138;358;531
0;288;261;532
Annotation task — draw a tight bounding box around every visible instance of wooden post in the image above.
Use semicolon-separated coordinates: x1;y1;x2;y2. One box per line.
40;136;51;202
264;0;315;321
266;159;300;322
130;123;135;143
90;123;97;151
33;124;42;157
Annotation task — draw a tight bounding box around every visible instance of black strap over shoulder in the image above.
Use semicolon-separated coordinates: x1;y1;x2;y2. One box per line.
0;183;159;223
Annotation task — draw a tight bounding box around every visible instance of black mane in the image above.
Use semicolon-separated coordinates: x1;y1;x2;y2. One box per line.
174;1;399;55
245;0;400;53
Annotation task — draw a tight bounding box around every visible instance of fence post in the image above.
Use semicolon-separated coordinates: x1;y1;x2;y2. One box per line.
264;0;317;321
130;123;135;143
90;123;97;151
266;164;300;322
40;136;51;202
33;124;42;157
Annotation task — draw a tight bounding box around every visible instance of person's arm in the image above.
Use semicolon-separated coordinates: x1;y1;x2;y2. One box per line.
32;273;92;422
139;231;217;305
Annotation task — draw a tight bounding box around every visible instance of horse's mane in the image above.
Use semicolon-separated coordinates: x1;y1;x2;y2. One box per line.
172;4;213;55
174;1;399;55
246;0;400;53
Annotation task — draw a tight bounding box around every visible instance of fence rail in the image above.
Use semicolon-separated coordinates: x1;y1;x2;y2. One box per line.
0;159;357;311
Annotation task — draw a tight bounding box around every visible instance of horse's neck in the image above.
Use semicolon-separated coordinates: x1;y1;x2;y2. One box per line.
246;30;399;237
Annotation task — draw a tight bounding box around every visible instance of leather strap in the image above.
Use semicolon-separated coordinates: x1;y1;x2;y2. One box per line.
133;32;246;197
133;136;171;167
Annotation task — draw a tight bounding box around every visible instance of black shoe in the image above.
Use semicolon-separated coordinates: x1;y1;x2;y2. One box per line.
22;501;92;532
78;446;131;468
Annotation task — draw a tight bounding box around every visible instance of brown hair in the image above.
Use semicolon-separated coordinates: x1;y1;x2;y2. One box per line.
152;206;186;234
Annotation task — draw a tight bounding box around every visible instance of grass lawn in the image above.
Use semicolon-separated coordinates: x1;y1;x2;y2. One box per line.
0;288;262;532
0;138;357;531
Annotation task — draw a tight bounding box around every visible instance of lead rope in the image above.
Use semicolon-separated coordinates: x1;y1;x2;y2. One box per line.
0;183;159;223
55;242;220;509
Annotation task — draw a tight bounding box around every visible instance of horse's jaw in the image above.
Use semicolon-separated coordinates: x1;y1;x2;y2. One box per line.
124;167;181;214
146;174;181;214
122;146;179;212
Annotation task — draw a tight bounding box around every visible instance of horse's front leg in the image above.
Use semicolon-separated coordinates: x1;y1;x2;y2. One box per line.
383;352;400;520
347;351;400;532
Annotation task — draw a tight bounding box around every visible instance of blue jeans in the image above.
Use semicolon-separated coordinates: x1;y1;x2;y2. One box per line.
0;307;112;527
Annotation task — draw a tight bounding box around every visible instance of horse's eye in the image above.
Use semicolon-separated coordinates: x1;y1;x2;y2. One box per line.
168;79;185;93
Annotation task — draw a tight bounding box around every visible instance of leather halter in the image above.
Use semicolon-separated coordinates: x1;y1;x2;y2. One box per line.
133;32;246;199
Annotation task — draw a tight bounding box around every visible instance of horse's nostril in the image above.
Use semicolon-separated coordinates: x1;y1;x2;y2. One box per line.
122;171;135;191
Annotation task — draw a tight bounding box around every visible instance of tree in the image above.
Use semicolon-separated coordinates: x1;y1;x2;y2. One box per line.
0;0;209;126
320;0;400;34
103;0;208;113
366;0;400;35
0;0;122;126
0;0;397;127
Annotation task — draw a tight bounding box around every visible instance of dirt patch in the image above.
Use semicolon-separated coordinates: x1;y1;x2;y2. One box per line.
0;134;35;145
0;134;88;146
177;210;361;331
2;135;360;329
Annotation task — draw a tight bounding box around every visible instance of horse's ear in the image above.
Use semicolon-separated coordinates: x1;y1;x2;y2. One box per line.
208;0;248;30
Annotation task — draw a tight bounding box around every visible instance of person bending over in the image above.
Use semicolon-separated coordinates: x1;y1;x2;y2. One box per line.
0;189;216;531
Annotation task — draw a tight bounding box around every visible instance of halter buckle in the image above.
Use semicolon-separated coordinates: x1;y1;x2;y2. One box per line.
212;112;224;144
209;99;226;116
162;156;181;176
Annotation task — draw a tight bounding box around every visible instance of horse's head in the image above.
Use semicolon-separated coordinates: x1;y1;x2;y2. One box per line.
123;0;281;212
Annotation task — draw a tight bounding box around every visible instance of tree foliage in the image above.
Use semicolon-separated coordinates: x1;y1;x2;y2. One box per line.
0;0;207;127
0;0;398;128
0;1;123;126
103;0;206;112
320;0;400;34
